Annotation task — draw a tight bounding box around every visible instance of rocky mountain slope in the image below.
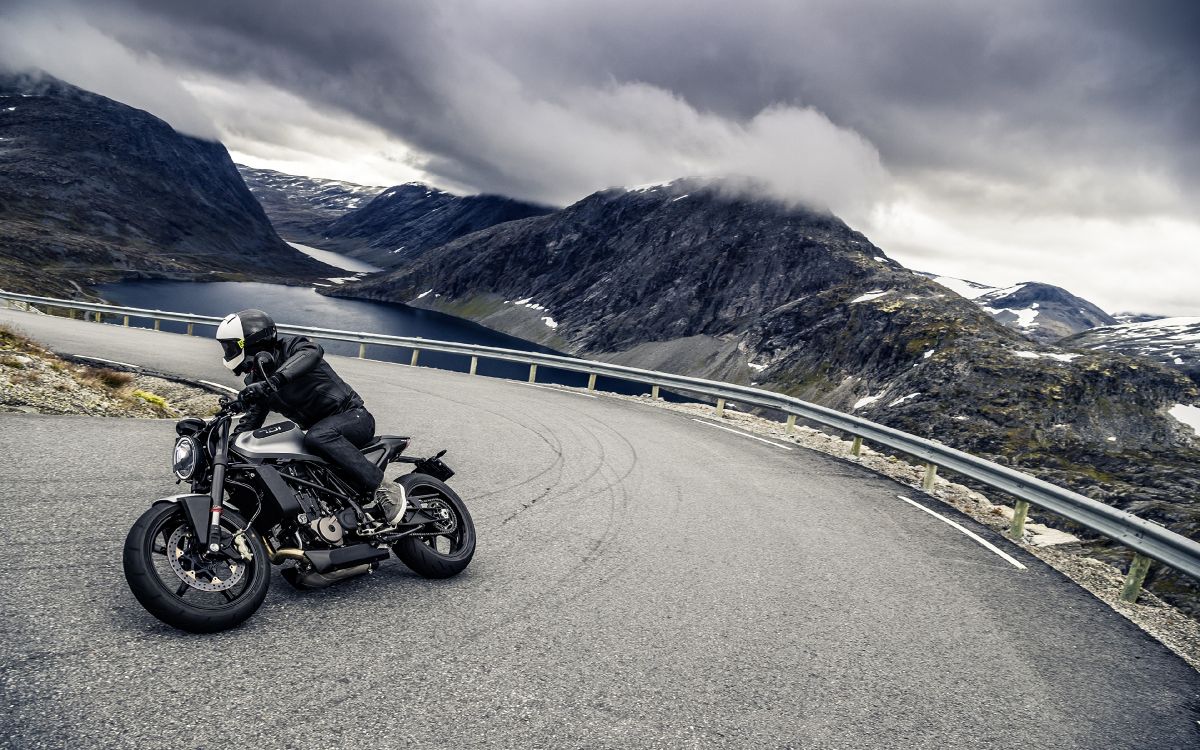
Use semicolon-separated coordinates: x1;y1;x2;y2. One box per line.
236;164;382;246
328;179;1200;610
924;274;1116;343
0;73;333;298
1064;318;1200;387
316;182;554;267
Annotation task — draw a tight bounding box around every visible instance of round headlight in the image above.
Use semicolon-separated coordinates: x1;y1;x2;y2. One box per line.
173;436;198;480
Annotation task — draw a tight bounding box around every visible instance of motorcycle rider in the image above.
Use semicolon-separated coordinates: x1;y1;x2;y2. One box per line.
214;309;406;525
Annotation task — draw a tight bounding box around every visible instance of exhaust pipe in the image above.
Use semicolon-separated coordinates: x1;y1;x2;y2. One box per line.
263;540;389;573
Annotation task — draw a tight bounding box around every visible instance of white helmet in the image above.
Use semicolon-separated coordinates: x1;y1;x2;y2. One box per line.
215;309;276;372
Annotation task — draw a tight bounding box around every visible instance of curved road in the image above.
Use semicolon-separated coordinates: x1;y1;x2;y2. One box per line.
1;309;1197;749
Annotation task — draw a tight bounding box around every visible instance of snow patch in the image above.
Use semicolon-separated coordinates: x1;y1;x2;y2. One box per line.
1013;350;1080;363
748;362;767;372
887;393;922;407
850;290;890;304
540;316;559;329
929;275;996;300
853;395;882;410
416;289;433;300
923;348;935;359
873;256;888;263
1169;404;1200;436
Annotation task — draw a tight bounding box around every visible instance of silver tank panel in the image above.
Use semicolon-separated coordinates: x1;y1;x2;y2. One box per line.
232;421;325;462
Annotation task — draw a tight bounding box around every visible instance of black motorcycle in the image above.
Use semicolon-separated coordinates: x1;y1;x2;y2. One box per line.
122;380;475;633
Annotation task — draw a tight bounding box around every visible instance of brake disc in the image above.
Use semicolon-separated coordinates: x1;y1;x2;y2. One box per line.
166;526;245;592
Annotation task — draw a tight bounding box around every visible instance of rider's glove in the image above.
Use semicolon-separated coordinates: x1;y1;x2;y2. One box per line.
239;375;281;404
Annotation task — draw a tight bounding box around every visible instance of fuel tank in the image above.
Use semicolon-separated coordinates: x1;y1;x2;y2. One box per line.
232;421;326;462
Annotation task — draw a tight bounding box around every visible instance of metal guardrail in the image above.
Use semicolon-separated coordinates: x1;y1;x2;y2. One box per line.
2;289;1197;600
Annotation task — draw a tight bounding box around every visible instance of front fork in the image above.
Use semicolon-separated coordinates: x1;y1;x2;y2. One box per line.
206;417;232;553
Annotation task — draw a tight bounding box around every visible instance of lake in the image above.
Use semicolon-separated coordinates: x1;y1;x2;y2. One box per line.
93;279;669;398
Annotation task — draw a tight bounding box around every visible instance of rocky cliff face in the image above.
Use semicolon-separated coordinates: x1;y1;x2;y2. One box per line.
316;183;554;267
329;179;1200;609
0;73;332;297
236;164;382;246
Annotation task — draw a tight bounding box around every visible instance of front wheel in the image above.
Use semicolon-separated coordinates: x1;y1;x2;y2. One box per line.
392;473;475;579
123;503;270;632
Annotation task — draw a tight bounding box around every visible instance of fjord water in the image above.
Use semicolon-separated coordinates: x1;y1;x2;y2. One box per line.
93;279;643;393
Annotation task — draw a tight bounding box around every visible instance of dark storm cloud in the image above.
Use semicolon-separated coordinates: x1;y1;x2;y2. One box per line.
6;0;1198;207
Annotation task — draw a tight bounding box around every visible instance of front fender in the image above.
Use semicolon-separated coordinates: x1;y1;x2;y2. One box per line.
152;494;213;547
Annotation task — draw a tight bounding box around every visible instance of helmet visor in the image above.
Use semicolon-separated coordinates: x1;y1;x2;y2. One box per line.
219;338;243;362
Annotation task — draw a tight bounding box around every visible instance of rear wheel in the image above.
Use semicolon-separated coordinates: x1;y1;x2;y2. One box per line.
123;503;270;632
392;473;475;579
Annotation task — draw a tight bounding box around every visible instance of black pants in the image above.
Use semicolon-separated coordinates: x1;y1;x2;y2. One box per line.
303;406;384;494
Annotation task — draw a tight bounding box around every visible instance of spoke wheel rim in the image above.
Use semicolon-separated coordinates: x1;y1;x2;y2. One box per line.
146;512;257;611
412;489;467;558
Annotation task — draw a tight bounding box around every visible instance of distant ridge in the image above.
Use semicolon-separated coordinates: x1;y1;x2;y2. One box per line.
0;72;332;296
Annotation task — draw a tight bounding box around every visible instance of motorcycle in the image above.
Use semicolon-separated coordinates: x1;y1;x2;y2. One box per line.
122;361;475;633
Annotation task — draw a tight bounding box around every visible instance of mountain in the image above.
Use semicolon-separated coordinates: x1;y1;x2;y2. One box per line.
315;183;555;267
327;178;1200;609
1115;312;1165;325
1064;318;1200;387
925;275;1116;343
0;72;333;298
236;164;382;246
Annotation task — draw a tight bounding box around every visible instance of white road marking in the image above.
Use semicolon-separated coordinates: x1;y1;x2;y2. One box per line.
519;382;598;399
73;355;140;370
691;419;794;451
896;495;1027;570
199;380;239;394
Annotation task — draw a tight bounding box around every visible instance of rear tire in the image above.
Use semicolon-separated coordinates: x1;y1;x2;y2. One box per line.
392;473;475;579
123;503;270;633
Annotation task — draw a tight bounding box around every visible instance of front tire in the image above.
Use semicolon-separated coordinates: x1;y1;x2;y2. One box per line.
123;503;270;633
392;473;475;579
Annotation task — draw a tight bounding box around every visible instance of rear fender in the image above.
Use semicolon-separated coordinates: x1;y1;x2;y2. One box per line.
152;494;213;547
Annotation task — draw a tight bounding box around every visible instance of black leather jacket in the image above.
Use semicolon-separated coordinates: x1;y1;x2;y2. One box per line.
234;334;365;432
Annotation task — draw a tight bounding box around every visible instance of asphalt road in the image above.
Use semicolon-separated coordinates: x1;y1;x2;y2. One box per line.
1;308;1198;749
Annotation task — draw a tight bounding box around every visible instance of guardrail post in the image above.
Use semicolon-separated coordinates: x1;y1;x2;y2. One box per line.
357;343;366;359
785;414;797;435
1120;554;1153;603
93;312;101;323
528;363;537;383
850;436;863;457
715;398;726;418
186;322;194;336
122;315;130;327
1008;500;1030;540
153;319;161;331
587;373;597;391
469;355;478;375
921;463;938;491
69;309;76;320
410;349;420;367
651;385;660;400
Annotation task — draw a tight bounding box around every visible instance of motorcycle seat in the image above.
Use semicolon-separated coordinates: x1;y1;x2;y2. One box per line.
361;434;410;467
362;434;410;451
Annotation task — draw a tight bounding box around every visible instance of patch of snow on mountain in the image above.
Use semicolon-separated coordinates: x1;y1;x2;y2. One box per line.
1169;404;1200;436
888;393;922;407
929;275;997;300
416;289;433;300
923;349;935;359
540;316;559;329
1013;350;1080;363
748;362;767;372
853;395;882;410
851;290;890;304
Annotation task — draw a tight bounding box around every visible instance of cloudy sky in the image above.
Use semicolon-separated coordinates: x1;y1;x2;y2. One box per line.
2;0;1196;315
